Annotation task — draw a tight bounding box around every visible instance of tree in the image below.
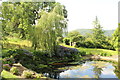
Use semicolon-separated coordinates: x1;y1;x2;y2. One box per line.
112;23;120;50
67;31;80;38
92;16;106;48
72;35;85;42
67;31;84;46
31;3;67;57
1;2;56;39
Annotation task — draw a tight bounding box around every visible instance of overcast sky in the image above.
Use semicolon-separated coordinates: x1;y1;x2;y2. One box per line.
0;0;119;31
56;0;120;31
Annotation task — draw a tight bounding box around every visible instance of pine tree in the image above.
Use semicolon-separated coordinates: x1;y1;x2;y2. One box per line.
92;16;106;48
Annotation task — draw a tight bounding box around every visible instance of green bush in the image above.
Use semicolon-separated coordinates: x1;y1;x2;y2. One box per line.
2;49;15;58
2;57;15;65
84;41;95;48
10;67;19;75
35;74;44;78
63;38;70;45
22;70;34;78
78;51;87;56
75;41;86;48
78;51;86;56
3;64;11;71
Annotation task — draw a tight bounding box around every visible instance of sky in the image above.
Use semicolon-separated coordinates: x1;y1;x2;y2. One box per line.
0;0;119;31
56;0;120;31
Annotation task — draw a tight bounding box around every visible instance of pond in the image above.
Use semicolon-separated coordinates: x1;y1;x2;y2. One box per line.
40;61;120;79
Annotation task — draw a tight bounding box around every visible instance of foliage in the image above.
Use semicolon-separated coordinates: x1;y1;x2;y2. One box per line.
63;37;70;45
22;70;34;78
30;3;67;57
32;50;50;64
2;49;36;71
72;29;115;37
92;16;106;48
10;67;19;75
1;2;57;39
3;64;11;71
112;24;120;50
67;31;84;46
84;40;95;48
75;41;86;48
57;37;63;43
67;31;80;38
2;57;15;65
1;2;68;57
72;35;85;42
2;49;15;58
78;51;86;56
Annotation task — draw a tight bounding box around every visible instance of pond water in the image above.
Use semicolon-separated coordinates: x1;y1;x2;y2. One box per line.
42;61;120;79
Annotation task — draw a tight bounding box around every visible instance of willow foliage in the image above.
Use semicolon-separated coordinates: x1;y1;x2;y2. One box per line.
31;3;67;57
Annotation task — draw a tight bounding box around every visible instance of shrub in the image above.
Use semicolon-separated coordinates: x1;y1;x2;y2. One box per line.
3;64;11;71
79;51;87;56
35;74;44;78
75;41;86;48
2;57;15;65
10;67;19;75
22;70;34;78
84;41;95;48
2;49;15;58
63;38;70;45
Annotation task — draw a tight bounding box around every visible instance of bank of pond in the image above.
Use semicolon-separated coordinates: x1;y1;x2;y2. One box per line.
1;46;119;80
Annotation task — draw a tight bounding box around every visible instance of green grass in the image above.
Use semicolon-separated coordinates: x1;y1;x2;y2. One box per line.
1;70;19;78
77;47;118;56
60;44;118;56
3;36;32;48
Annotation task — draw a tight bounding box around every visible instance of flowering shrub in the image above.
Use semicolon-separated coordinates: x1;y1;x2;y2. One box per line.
3;64;11;71
10;67;19;75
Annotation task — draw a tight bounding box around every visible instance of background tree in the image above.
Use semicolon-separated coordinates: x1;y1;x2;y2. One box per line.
67;31;80;38
92;16;106;48
67;31;84;46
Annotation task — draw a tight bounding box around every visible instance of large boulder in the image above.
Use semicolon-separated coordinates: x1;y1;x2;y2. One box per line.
56;45;79;57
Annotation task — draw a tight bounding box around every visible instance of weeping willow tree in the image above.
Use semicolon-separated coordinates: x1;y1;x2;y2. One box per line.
31;3;67;57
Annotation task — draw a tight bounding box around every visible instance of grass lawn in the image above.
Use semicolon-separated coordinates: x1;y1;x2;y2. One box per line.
2;37;32;50
1;70;20;79
60;44;118;56
77;47;118;56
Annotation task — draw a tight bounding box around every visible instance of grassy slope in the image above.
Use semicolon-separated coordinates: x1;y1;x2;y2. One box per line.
61;44;118;56
4;37;118;56
1;70;19;78
77;47;118;56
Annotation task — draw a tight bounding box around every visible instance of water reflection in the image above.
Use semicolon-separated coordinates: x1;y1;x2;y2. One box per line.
44;73;60;79
114;62;120;79
93;64;103;79
41;61;120;79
